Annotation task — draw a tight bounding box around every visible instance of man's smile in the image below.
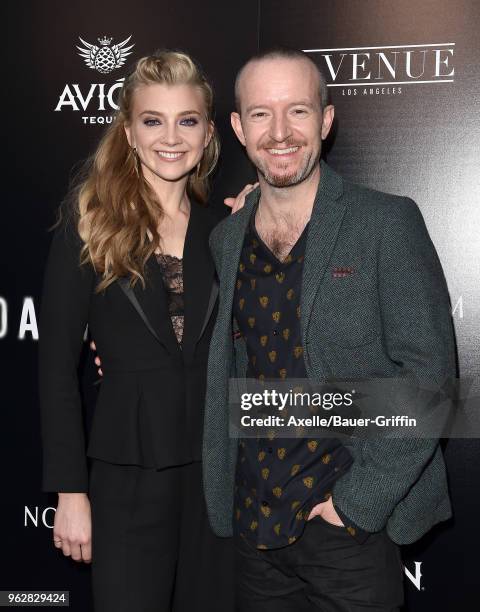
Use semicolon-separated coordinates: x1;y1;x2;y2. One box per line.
265;146;300;157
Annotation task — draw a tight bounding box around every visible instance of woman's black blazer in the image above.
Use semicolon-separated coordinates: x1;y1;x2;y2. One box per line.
39;202;220;493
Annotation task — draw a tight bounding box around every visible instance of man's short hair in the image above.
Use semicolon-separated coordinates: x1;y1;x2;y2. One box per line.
234;47;329;113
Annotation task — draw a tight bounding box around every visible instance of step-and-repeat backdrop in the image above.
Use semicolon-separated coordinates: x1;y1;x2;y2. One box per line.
3;0;479;610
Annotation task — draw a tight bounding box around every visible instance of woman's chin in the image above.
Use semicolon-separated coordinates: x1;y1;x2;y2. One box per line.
142;163;194;184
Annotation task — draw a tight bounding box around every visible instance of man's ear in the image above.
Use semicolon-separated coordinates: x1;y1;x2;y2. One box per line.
321;105;335;141
231;112;246;147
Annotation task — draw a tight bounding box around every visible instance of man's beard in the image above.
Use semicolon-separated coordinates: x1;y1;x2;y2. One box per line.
253;147;319;188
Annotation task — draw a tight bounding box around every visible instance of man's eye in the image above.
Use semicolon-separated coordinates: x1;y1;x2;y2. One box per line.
144;118;160;126
293;109;307;115
252;112;267;118
180;117;198;126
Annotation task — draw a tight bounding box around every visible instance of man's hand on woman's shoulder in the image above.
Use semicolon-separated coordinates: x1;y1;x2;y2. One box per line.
224;182;259;214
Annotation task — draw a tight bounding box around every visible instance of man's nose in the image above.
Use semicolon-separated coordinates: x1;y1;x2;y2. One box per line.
269;113;292;142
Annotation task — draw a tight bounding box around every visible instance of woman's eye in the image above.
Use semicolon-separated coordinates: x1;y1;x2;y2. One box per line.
180;117;198;126
144;118;160;126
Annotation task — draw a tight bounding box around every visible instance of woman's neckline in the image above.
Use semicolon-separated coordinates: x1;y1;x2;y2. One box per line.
156;253;183;262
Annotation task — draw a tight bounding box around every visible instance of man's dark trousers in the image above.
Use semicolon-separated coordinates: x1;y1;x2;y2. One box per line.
235;517;404;611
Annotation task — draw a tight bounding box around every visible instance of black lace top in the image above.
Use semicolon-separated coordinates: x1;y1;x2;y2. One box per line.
155;254;184;345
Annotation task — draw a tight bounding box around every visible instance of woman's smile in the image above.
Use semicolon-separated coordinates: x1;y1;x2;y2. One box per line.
155;150;188;161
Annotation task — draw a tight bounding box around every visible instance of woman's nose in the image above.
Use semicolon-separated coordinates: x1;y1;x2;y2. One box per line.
162;122;182;147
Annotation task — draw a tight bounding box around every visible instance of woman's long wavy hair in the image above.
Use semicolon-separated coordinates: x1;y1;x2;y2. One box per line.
67;50;220;292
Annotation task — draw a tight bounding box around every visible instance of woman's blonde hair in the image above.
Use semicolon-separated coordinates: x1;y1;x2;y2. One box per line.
70;50;219;291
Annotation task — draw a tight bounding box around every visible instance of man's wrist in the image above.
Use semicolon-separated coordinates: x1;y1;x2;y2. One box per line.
333;500;371;543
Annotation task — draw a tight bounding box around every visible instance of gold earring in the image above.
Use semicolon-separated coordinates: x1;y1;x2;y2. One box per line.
131;147;139;177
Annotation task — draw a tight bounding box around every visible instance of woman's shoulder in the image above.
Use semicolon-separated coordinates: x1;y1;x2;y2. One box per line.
49;205;83;251
44;203;92;280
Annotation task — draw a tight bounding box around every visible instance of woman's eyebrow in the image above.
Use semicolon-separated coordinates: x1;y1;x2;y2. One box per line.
139;109;202;116
178;110;202;116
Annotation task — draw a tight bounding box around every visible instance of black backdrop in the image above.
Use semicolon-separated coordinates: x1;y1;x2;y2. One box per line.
2;1;479;610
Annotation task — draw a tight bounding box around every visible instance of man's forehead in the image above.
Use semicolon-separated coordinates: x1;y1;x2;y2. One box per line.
238;58;319;106
241;56;314;82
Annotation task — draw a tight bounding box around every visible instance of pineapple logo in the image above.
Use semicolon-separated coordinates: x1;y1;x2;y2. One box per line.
77;35;134;74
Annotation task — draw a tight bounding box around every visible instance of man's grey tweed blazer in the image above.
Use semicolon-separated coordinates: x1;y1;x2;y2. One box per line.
202;160;456;545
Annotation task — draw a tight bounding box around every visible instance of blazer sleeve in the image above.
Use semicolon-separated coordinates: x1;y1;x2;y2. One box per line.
332;197;456;532
39;216;95;493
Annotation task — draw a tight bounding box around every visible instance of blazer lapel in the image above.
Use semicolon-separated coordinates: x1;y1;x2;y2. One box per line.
300;161;347;348
117;254;181;356
197;277;219;341
117;202;223;361
182;202;217;363
117;276;161;343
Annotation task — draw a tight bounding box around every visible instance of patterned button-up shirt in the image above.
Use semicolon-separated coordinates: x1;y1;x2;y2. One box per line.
232;203;362;549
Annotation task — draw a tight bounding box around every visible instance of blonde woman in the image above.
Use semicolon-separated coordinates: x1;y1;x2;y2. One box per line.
39;50;249;611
